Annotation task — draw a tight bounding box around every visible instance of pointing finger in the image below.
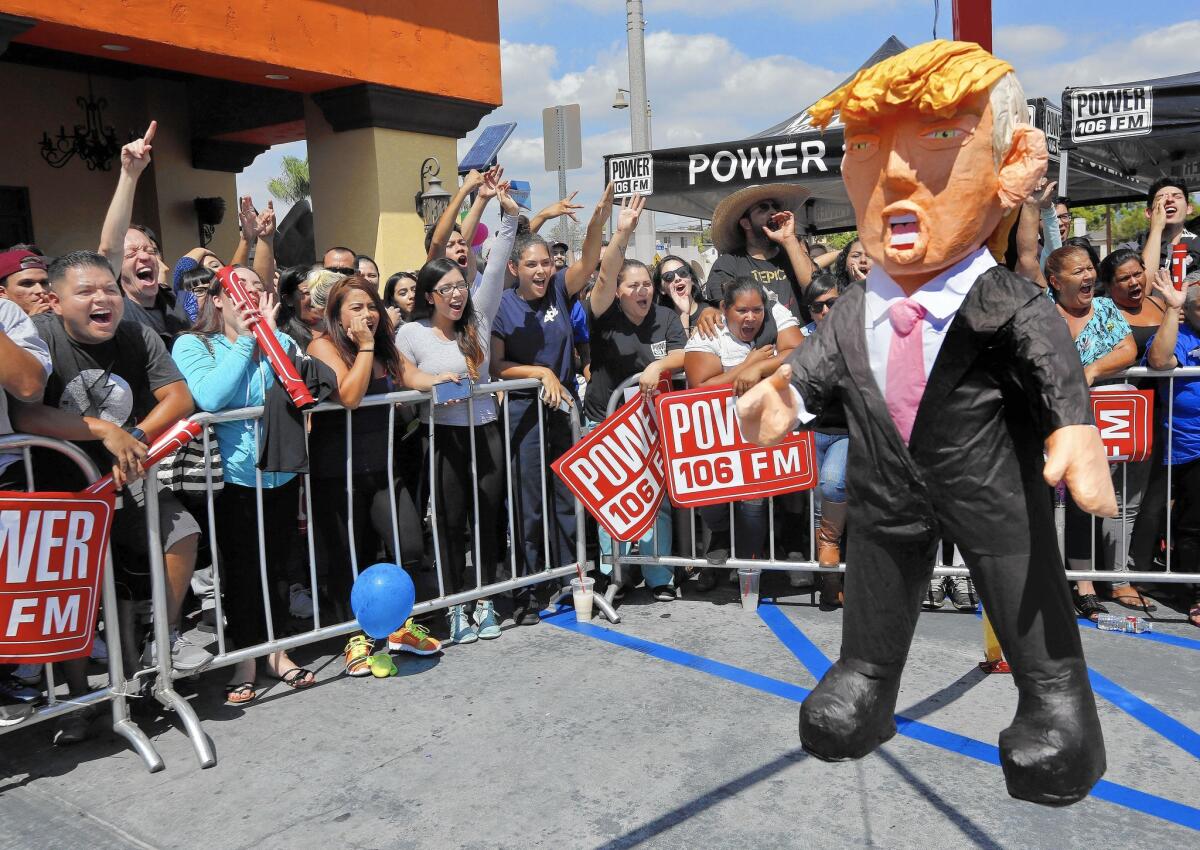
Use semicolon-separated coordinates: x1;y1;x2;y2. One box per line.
143;120;157;144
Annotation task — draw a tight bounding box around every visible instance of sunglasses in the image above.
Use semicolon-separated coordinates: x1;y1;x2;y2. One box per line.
810;298;838;313
661;269;692;284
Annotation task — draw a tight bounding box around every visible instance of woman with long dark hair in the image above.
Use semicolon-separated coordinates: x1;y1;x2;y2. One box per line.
172;266;315;703
396;175;519;643
653;254;704;336
308;276;435;668
276;265;324;349
383;271;418;327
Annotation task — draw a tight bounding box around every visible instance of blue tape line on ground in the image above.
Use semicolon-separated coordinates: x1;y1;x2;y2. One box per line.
756;602;832;679
1077;618;1200;651
543;608;1200;830
1087;668;1200;763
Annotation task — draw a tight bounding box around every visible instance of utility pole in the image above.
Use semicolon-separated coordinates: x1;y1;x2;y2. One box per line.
625;0;655;261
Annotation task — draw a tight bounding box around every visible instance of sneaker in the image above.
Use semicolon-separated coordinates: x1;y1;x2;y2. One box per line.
513;606;542;626
143;629;213;674
0;693;34;727
343;634;373;676
12;664;42;686
0;675;40;703
473;600;501;640
51;712;91;746
923;577;946;610
695;568;718;592
705;530;731;566
388;618;442;655
448;605;478;645
948;576;978;611
288;584;314;619
89;635;108;663
789;570;815;589
650;585;676;602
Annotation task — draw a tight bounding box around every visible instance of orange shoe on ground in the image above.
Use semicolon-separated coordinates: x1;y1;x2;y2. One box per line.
344;634;373;676
387;618;442;656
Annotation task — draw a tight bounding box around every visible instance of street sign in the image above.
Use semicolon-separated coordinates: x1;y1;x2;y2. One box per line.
543;104;582;172
656;385;817;508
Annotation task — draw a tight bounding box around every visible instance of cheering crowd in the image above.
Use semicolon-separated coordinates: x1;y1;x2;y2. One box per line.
2;118;1199;738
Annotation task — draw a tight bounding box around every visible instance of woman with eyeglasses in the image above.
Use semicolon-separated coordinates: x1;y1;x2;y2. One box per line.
797;274;848;607
395;173;519;644
583;195;686;601
684;275;803;590
653;255;704;336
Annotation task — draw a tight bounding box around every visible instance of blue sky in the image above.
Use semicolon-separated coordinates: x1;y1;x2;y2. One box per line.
238;3;1200;229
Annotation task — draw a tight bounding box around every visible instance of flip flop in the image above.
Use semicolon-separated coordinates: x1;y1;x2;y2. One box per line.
1111;591;1158;613
224;682;257;705
277;667;315;689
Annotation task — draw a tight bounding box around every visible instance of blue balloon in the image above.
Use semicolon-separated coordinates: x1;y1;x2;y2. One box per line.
350;563;416;639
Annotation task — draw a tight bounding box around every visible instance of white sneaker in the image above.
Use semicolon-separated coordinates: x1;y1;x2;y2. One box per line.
289;584;314;619
142;628;213;673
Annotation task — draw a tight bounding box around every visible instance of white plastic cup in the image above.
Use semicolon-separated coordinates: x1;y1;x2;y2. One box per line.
738;567;761;612
570;577;595;622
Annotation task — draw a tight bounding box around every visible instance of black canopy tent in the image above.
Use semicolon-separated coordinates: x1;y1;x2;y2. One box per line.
604;37;1147;234
1059;70;1200;204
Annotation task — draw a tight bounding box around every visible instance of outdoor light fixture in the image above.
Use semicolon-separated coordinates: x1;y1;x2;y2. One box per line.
613;88;629;110
415;156;451;228
39;79;121;171
193;197;226;248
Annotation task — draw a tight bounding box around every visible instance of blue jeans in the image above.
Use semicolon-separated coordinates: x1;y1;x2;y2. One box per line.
814;432;848;506
586;416;675;589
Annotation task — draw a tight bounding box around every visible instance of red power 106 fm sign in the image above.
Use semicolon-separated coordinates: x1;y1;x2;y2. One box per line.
0;491;115;663
1092;388;1154;462
553;393;667;542
656;385;817;508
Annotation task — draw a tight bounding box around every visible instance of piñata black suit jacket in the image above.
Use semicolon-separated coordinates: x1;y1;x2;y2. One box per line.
786;265;1093;550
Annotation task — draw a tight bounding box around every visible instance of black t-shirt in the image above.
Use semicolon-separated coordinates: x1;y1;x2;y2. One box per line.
122;290;191;348
583;301;685;423
1130;229;1200;278
32;314;185;482
703;250;807;323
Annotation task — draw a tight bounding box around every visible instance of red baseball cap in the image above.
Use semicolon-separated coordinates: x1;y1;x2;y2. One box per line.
0;250;47;281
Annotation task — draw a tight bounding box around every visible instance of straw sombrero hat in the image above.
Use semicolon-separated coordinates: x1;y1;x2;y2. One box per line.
710;184;810;253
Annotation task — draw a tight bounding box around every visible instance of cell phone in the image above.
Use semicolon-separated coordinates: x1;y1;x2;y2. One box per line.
432;377;472;405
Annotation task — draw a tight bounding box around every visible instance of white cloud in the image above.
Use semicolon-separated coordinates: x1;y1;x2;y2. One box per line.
460;32;846;221
501;0;897;21
994;24;1067;58
1013;20;1200;100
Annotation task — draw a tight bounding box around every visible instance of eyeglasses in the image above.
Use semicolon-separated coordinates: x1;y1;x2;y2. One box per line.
661;269;692;284
326;266;356;276
810;298;838;313
1055;213;1072;223
124;243;159;259
434;282;469;297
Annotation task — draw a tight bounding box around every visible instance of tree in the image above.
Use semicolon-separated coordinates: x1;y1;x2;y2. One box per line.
824;230;859;250
267;155;310;204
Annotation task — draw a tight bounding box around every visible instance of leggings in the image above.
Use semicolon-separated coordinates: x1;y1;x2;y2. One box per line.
431;420;505;595
213;479;299;650
311;468;424;609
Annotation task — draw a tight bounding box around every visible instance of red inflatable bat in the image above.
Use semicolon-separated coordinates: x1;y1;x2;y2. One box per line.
85;419;203;494
1171;243;1189;290
217;265;315;409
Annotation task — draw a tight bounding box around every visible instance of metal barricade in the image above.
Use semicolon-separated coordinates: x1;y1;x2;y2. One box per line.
0;434;163;773
140;378;597;766
600;365;1200;610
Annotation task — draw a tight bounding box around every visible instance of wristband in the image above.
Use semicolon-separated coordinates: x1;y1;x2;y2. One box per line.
126;426;147;443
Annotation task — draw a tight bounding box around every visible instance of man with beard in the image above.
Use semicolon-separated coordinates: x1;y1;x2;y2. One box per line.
703;184;815;324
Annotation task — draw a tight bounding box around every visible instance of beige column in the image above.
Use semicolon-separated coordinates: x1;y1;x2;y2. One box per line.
305;97;457;278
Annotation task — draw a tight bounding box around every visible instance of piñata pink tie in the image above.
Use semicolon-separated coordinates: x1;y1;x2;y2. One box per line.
886;298;927;444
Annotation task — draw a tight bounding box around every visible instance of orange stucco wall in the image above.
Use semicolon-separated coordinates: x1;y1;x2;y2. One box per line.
3;0;501;104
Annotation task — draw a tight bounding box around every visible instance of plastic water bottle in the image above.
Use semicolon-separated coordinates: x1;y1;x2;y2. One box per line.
1095;613;1152;634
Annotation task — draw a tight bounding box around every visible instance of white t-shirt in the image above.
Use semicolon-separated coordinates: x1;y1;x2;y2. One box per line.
684;302;798;369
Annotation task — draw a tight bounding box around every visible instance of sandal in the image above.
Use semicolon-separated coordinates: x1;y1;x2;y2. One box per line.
1073;591;1108;622
276;667;315;689
1110;589;1158;613
1189;604;1200;629
224;682;257;705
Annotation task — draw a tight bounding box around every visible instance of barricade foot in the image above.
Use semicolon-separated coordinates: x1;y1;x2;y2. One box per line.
547;587;621;624
112;717;165;773
155;685;217;769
